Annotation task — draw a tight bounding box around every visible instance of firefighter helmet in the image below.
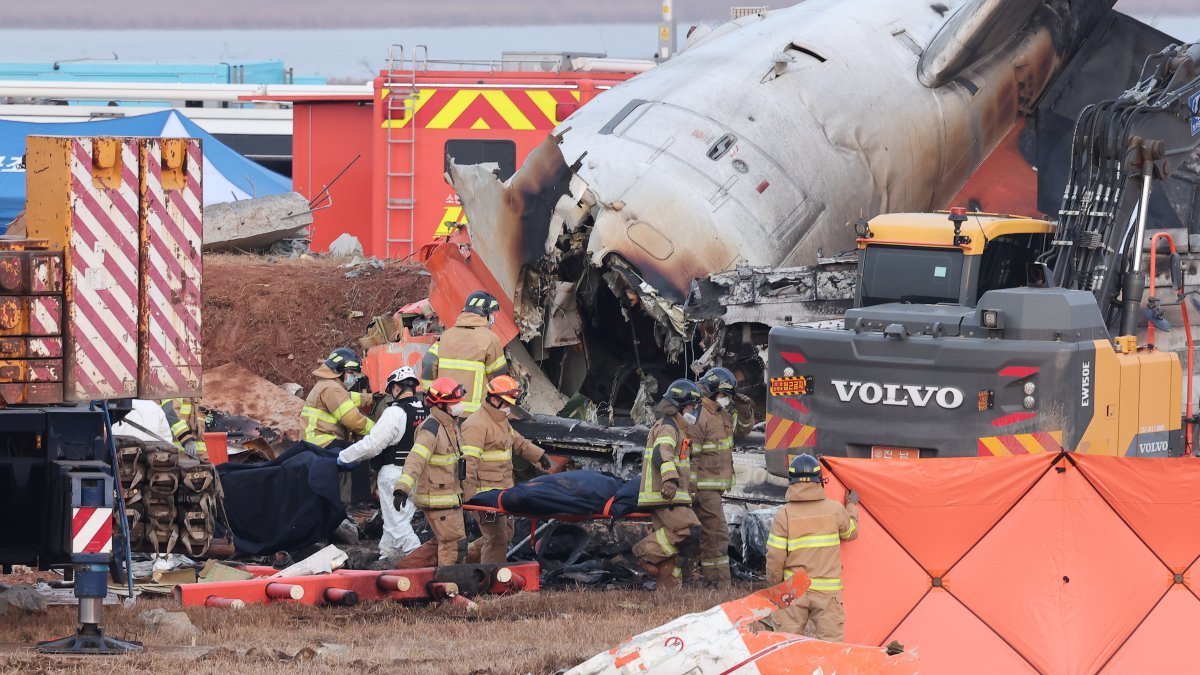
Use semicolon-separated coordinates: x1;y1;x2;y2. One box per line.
426;377;467;406
661;379;703;409
463;290;501;317
486;375;522;406
699;367;738;397
324;347;362;374
386;366;420;392
789;453;823;484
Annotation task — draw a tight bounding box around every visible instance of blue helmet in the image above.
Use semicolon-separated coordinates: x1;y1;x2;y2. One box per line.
699;367;738;397
324;347;362;374
662;379;703;409
789;453;823;484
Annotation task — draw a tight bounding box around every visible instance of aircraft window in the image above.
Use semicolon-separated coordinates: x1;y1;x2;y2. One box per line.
444;140;516;183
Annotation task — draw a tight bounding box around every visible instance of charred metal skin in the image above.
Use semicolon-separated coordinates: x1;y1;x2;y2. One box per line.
450;0;1186;415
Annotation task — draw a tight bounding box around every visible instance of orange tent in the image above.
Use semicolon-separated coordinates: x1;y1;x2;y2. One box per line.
826;453;1200;673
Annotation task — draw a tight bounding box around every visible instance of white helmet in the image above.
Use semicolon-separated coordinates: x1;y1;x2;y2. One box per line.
386;366;420;391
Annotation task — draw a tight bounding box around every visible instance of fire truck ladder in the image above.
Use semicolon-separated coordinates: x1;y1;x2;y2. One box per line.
383;45;426;259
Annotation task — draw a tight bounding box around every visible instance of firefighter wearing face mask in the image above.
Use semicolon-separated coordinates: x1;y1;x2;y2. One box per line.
302;348;375;448
686;366;755;586
420;290;508;415
461;375;552;564
633;379;704;591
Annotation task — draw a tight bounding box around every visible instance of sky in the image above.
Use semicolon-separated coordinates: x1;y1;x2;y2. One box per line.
0;0;1192;29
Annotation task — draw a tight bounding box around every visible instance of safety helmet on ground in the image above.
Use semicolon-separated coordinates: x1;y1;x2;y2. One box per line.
463;290;501;317
699;367;738;397
661;379;703;410
386;366;420;392
426;377;467;406
789;453;823;484
486;375;522;406
324;347;362;374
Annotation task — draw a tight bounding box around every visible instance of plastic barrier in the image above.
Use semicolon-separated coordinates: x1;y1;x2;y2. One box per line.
827;452;1200;673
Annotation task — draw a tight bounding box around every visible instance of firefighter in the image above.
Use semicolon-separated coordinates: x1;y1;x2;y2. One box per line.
687;366;755;586
632;379;703;591
421;290;508;415
162;398;208;459
393;377;470;566
334;366;428;562
461;375;552;564
766;453;859;641
302;347;375;449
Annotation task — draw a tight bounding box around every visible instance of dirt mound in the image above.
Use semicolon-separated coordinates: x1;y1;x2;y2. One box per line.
200;363;307;441
202;255;428;387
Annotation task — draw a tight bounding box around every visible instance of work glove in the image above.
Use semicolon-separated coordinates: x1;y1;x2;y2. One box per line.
661;480;678;501
182;440;198;459
845;489;860;506
335;457;358;472
393;490;408;510
538;455;552;471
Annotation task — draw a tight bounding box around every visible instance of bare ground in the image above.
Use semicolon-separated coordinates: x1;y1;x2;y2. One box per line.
0;584;751;675
202;255;429;388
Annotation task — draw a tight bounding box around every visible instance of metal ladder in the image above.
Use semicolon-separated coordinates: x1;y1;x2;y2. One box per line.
382;45;427;258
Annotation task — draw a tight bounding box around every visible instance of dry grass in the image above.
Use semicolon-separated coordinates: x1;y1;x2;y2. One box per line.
0;584;752;674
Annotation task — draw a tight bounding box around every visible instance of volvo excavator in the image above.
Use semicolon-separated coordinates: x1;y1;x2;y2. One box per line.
765;41;1200;471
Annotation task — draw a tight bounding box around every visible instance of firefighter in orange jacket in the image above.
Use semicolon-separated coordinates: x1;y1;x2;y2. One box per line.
421;291;508;415
687;366;754;586
766;453;859;641
393;377;470;566
632;379;703;591
302;348;375;448
460;375;551;564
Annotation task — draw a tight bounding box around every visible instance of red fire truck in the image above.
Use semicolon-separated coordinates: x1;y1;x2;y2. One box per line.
287;51;640;258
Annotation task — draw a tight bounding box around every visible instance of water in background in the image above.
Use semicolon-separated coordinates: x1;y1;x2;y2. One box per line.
0;14;1194;82
0;24;663;81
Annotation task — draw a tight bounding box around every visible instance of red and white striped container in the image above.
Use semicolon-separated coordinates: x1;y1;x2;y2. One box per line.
138;138;203;399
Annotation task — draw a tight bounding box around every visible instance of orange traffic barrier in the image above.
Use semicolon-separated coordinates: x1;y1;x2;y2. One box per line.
826;452;1200;673
174;561;541;608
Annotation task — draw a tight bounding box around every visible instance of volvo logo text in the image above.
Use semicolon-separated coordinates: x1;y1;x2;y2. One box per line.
830;380;964;409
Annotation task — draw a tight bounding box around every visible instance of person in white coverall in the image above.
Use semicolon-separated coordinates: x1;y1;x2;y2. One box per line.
335;366;426;562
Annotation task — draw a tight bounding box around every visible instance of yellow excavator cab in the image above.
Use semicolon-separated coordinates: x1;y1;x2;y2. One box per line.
859;211;1056;256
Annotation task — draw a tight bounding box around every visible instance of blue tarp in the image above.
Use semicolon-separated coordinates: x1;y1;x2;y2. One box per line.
0;109;290;228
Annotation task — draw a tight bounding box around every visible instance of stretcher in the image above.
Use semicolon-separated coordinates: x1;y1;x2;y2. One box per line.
462;499;650;552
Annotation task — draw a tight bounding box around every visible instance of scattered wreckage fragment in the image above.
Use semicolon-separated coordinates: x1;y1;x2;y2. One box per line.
566;575;918;674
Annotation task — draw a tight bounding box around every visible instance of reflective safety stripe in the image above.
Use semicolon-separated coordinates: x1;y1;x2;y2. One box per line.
809;577;844;592
411;444;431;460
301;406;339;446
170;421;189;436
841;518;858;540
302;406;337;424
476;486;500;494
331;398;361;422
672;567;683;579
417;493;462;508
349;391;365;408
427;453;459;466
485;355;507;374
461;445;483;458
655;528;677;556
695;442;720;453
786;533;841;550
398;473;416;489
767;534;788;550
437;356;486;412
653;435;677;448
701;557;729;568
695;479;733;490
660;461;678;477
480;449;512;462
